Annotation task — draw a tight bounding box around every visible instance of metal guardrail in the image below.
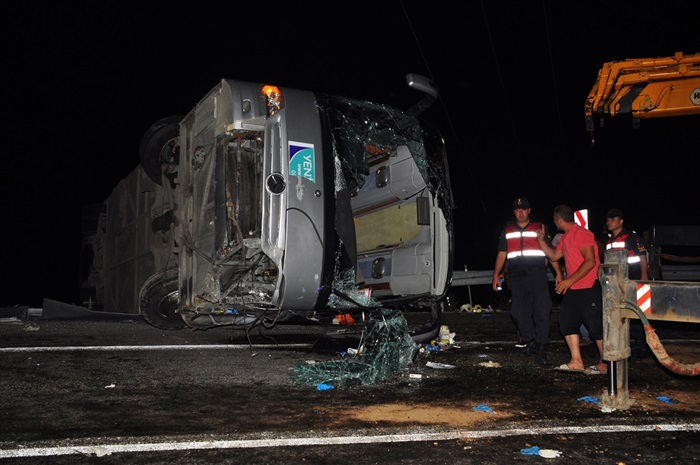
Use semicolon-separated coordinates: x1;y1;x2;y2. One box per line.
450;270;556;307
450;270;495;287
451;270;556;287
656;265;700;281
450;266;699;309
452;265;700;288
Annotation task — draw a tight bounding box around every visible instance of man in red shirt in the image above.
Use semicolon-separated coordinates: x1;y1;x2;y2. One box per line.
536;204;607;375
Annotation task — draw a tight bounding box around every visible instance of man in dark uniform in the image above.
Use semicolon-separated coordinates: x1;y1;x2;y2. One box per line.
492;197;563;365
604;208;649;356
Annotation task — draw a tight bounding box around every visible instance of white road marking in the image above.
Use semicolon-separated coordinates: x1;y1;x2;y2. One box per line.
1;423;699;458
0;344;313;353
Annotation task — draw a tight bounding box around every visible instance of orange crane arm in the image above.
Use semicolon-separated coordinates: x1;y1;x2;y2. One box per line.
584;51;700;146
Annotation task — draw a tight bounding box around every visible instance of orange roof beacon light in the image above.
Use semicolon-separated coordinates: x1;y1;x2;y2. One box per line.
261;84;284;116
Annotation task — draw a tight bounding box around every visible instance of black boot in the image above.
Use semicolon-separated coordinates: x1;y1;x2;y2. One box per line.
521;341;536;357
536;343;549;366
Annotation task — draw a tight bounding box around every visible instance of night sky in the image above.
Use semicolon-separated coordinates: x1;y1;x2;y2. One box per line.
3;2;699;307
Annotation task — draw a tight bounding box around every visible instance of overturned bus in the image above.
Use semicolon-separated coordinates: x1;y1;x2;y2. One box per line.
81;76;455;342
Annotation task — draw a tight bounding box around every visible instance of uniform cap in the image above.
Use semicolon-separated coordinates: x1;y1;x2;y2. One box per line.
512;197;531;210
606;208;624;219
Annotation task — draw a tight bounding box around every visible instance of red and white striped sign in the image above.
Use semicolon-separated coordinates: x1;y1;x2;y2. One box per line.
636;283;651;314
574;209;588;229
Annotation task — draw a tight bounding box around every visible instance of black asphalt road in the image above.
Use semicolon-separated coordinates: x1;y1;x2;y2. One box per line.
0;305;698;464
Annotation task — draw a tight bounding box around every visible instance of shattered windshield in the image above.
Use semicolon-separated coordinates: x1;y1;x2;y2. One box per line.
319;94;455;219
290;307;418;386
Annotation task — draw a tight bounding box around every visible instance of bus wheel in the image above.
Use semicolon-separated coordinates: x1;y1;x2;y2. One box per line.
139;269;187;330
139;115;183;186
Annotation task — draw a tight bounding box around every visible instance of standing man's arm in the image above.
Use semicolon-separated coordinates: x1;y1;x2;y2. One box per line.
536;225;563;261
492;251;507;291
633;233;649;280
549;259;563;285
595;238;606;259
639;254;649;280
540;223;564;283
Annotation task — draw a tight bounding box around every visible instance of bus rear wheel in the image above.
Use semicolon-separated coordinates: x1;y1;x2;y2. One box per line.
139;269;186;330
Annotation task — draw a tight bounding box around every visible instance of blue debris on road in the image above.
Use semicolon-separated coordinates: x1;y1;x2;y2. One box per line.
521;445;540;455
473;404;493;413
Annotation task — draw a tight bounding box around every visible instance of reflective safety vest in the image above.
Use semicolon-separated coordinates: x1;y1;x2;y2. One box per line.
505;222;546;261
606;233;641;264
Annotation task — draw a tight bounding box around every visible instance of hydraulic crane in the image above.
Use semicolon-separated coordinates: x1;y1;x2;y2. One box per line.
584;51;700;147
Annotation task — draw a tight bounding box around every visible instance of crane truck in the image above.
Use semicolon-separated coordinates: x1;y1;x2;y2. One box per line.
79;75;455;342
584;50;700;147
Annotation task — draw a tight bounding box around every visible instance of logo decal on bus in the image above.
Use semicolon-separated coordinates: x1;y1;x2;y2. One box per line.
289;141;315;183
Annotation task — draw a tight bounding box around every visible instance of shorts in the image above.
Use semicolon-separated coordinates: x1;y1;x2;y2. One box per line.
558;280;603;339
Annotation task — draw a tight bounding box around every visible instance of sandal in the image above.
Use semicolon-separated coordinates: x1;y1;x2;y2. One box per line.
554;363;584;373
584;365;608;376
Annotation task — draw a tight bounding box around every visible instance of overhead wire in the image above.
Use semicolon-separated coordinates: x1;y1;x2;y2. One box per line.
477;0;528;186
398;0;487;213
540;0;568;165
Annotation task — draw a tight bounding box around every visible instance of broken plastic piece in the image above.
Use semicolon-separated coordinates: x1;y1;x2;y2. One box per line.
426;361;455;369
423;343;440;352
539;449;562;458
478;361;501;368
472;404;493;413
335;313;356;326
520;446;540;455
